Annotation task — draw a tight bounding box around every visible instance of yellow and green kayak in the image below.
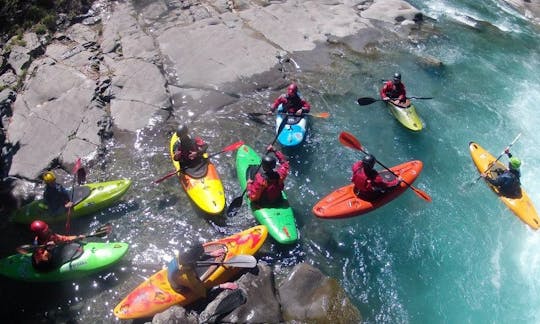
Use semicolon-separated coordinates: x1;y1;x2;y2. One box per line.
386;100;423;131
12;179;132;224
469;141;539;229
169;133;225;215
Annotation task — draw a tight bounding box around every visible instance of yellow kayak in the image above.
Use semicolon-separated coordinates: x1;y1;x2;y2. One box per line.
386;100;423;131
469;141;539;229
113;225;268;319
169;133;225;215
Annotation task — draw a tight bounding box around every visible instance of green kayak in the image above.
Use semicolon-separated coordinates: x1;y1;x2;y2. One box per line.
12;179;132;224
235;144;298;244
0;242;129;282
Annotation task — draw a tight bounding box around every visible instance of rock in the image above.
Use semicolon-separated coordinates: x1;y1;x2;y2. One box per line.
151;305;198;323
7;46;32;77
0;70;18;89
218;263;282;323
502;0;540;25
278;263;362;323
361;0;422;25
0;177;36;216
109;58;170;132
7;62;96;179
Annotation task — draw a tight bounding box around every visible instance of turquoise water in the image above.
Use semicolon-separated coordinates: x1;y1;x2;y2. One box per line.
299;0;540;322
2;0;540;322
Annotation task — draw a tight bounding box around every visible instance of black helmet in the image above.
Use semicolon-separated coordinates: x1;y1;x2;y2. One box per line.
393;72;401;82
362;154;376;169
261;155;277;171
176;125;189;138
177;243;204;266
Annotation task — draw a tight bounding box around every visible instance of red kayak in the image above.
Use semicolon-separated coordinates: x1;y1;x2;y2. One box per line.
312;160;423;219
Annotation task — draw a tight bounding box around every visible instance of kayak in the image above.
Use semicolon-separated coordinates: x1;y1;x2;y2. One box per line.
235;144;298;244
113;225;268;320
276;106;308;147
169;133;225;215
469;142;540;229
386;100;423;131
312;160;423;219
12;179;132;224
0;242;129;282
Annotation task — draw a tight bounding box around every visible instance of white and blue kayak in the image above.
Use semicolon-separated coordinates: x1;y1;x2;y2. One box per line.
275;105;308;147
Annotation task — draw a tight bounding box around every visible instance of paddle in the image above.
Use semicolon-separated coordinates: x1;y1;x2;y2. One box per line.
16;223;113;254
154;140;245;184
357;96;433;106
226;118;288;216
196;254;258;268
66;158;84;234
248;111;330;118
338;131;432;202
474;133;522;182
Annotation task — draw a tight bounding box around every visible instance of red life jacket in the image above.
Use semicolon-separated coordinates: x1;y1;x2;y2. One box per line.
251;171;284;203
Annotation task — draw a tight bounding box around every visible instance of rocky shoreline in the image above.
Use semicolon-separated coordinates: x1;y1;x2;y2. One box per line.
3;0;537;322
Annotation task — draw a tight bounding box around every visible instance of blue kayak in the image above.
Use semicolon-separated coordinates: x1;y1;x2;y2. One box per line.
275;105;308;147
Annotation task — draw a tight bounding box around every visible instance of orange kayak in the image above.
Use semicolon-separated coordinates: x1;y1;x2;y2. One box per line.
113;225;268;319
469;142;539;229
312;161;423;219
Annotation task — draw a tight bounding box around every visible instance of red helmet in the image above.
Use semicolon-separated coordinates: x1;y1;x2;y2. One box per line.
30;220;49;234
287;83;298;96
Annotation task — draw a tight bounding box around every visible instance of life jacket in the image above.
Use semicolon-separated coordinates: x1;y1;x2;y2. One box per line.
282;94;304;113
383;81;405;99
257;170;284;203
496;169;521;198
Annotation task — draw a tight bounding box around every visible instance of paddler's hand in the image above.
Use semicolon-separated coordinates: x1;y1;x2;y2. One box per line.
480;173;487;178
383;97;390;102
295;109;303;116
65;201;74;208
266;145;275;152
188;151;197;159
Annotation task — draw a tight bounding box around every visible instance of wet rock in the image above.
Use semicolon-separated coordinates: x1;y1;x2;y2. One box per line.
278;263;362;323
151;305;198;323
0;177;36;216
214;263;282;323
502;0;540;24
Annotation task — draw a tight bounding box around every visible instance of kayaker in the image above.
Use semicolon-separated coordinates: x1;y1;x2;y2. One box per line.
30;220;82;271
481;149;522;198
352;154;402;201
167;243;237;297
172;125;208;170
380;72;409;107
269;83;311;116
247;145;289;205
42;171;73;215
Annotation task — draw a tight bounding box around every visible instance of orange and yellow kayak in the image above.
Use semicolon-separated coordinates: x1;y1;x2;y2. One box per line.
169;133;225;215
113;225;268;319
469;142;539;229
313;161;423;219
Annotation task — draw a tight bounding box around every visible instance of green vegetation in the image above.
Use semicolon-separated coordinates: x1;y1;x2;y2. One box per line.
0;0;95;40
